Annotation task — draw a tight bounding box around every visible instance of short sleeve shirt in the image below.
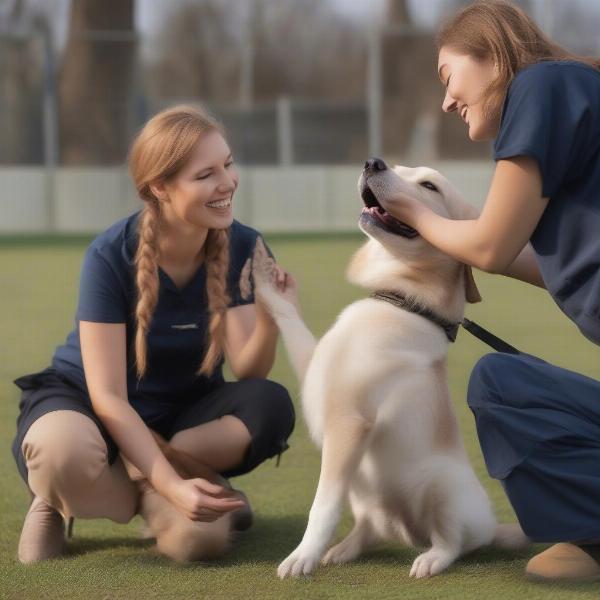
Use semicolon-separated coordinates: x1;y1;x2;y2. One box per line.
52;213;265;421
493;61;600;344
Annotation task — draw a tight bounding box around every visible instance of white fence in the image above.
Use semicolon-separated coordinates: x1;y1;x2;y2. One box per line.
0;161;495;234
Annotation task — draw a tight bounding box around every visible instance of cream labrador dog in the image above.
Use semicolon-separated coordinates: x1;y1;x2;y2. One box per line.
251;159;528;579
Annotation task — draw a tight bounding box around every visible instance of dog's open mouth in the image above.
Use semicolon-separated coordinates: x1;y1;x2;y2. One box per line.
360;185;419;238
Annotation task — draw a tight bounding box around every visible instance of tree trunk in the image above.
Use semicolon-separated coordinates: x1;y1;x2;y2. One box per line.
58;0;135;165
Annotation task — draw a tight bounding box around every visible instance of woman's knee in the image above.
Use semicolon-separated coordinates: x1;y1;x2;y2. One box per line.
467;352;523;409
246;379;295;438
22;410;109;490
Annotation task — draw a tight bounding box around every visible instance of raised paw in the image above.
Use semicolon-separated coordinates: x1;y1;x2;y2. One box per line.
251;237;277;293
277;547;321;579
409;548;456;578
250;238;298;320
239;257;252;301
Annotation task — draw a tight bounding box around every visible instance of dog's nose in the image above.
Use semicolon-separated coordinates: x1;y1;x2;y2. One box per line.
364;157;387;172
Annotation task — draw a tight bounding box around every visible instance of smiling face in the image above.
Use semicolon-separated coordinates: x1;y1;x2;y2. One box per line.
347;158;481;308
358;163;452;246
159;129;238;232
437;46;499;141
351;161;482;306
357;161;474;254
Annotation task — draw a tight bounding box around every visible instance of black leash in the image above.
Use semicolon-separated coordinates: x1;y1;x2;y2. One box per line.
461;318;521;354
371;290;521;354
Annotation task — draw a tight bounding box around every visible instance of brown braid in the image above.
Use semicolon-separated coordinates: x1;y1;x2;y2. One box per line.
128;104;231;380
198;228;231;376
133;200;161;378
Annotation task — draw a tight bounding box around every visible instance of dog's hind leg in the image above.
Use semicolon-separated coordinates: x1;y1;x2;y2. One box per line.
408;475;495;578
409;529;462;579
277;414;373;578
321;518;377;565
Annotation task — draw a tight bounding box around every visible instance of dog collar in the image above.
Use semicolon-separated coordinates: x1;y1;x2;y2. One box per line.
370;290;460;343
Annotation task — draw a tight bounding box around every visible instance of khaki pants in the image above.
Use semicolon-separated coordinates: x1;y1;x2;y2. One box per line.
20;410;232;561
21;410;138;523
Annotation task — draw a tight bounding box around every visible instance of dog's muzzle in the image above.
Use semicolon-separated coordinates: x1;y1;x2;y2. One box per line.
360;184;418;239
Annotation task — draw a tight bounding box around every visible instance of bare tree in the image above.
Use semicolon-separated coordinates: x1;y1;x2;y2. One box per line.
378;0;444;158
144;0;241;105
58;0;135;165
0;0;44;164
146;0;367;105
251;0;366;102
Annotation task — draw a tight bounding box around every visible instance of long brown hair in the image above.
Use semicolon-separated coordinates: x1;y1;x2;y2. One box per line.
436;0;600;122
128;105;231;379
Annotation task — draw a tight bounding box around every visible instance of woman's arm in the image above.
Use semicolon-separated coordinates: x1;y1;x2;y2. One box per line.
80;321;244;520
437;195;545;287
381;156;549;274
502;242;545;288
224;304;279;379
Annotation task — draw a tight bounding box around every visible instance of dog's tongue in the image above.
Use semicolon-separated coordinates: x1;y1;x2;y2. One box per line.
378;208;404;229
363;206;418;237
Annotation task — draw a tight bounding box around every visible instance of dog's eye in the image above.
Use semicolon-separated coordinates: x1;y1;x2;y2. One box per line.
420;181;439;192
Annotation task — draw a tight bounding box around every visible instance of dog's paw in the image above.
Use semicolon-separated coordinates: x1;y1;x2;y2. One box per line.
239;257;252;301
321;540;361;566
250;237;298;320
140;522;155;540
409;548;456;578
277;548;320;579
252;237;277;293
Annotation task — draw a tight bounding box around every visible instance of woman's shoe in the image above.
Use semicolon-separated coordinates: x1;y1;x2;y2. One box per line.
526;543;600;582
17;496;66;564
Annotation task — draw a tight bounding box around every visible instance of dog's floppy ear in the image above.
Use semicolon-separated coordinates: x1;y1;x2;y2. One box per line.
464;265;482;303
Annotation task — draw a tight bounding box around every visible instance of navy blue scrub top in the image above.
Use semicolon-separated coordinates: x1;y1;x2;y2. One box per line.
52;213;263;421
493;61;600;344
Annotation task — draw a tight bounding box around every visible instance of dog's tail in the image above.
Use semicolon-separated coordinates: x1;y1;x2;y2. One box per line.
492;523;530;549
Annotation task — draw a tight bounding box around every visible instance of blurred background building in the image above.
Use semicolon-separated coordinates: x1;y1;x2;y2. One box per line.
1;0;599;232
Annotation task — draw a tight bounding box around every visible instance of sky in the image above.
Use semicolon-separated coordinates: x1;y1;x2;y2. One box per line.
134;0;600;47
6;0;600;56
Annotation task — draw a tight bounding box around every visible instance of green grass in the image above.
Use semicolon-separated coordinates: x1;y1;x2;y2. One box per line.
2;235;600;599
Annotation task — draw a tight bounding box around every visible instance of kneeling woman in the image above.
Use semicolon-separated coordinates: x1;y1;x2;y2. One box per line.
13;105;296;564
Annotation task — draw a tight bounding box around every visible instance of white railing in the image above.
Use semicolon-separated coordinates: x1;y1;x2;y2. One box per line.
0;161;494;234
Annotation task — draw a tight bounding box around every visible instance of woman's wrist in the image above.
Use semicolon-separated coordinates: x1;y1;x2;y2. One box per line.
150;460;182;497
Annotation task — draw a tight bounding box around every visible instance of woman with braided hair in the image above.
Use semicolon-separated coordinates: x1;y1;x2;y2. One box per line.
12;105;296;564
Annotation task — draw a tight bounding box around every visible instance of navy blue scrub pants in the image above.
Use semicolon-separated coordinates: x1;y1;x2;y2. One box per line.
468;352;600;543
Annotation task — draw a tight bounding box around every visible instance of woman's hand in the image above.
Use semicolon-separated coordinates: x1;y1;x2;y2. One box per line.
266;264;301;315
379;192;430;230
164;477;246;522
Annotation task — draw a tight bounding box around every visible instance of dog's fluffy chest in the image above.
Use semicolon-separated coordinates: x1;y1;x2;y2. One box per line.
301;297;453;445
324;298;449;367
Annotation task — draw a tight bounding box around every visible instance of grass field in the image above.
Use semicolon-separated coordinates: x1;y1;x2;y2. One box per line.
1;234;599;599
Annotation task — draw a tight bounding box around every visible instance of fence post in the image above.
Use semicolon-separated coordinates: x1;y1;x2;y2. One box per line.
367;22;382;159
240;0;255;109
277;96;293;166
39;19;59;232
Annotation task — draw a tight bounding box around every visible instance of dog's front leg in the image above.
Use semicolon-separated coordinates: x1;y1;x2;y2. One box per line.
277;415;372;578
